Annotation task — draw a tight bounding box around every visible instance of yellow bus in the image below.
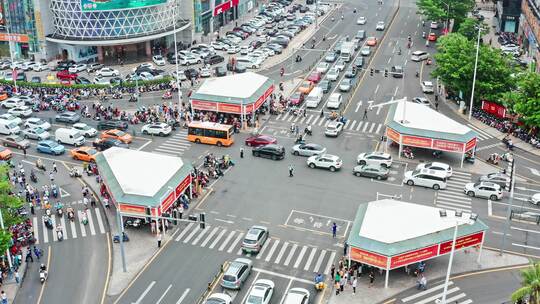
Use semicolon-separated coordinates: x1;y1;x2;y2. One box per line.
187;121;234;147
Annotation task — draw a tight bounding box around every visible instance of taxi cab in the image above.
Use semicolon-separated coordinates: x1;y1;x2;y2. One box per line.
70;146;98;162
100;129;133;144
298;81;315;94
366;37;377;46
0;146;13;160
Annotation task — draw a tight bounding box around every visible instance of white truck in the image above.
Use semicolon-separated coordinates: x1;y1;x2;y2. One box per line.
340;42;355;62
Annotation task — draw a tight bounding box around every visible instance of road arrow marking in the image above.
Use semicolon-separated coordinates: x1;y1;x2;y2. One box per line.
59;187;70;198
355;100;362;112
530;168;540;177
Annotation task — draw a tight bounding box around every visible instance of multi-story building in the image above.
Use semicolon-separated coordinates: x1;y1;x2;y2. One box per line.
0;0;39;59
520;0;540;72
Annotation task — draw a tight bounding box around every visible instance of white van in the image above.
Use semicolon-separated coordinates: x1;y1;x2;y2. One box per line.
411;51;429;62
0;120;21;135
305;87;324;108
55;128;85;146
403;168;447;190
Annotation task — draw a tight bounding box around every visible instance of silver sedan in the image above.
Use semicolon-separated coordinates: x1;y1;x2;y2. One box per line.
291;143;327;157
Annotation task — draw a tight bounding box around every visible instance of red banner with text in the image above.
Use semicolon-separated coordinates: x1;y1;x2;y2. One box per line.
402;135;433;148
390;244;439;269
191;100;218;112
432;139;465;152
350;247;388;268
439;231;484;255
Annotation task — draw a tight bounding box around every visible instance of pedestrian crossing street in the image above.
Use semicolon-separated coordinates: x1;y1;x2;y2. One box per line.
152;130;192;156
466;123;493;141
399;281;473;304
274;112;385;135
436;171;473;212
32;206;107;244
175;222;338;275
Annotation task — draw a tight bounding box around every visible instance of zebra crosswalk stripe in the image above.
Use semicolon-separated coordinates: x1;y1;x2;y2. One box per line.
313;249;326;273
318;118;325;126
356;121;363;131
33;217;39;244
265;240;280;262
369;123;376;133
183;226;200;244
200;227;219;247
274;242;289;264
60;216;68;240
287;115;294;122
293;245;308;268
414;287;461;304
51;217;57;242
218;231;236;251
376;124;383;134
306;115;313;125
362;122;370;132
349;120;356;130
227;233;244;253
175;223;195;241
283;244;298;266
303;247;318;271
402;281;454;302
95;208;106;234
87;210;96;235
192;225;211;246
324;251;337;275
256;238;272;259
209;229;226;249
344;120;350;129
311;116;319;126
70;218;77;239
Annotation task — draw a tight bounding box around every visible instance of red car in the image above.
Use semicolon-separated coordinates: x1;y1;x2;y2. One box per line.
289;91;305;106
307;72;322;83
428;33;437;42
245;134;277;147
57;70;78;80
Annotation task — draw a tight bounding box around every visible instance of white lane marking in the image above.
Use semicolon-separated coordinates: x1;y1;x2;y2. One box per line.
303;247;318;271
183;226;200;244
265;240;280;262
78;211;87;237
156;284;172;304
218;230;236;251
175;223;195;241
512;243;540;251
87;210;96;235
33;217;39;244
324;251;337;275
227;232;244;253
362;122;370;132
369;123;376;133
256;239;272;259
313;249;327;273
209;229;227;249
51;216;57;242
60;216;68;240
274;242;289;264
284;243;298;266
133;281;156;304
293;245;308;268
349;120;357;130
192;225;211;245
200;227;219;247
95;208;106;234
401;281;454;302
70;217;77;239
511;226;540;234
356;121;363;131
376;124;383;134
175;288;191;304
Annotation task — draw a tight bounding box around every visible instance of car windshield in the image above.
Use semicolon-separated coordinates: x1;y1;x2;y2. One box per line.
247;295;263;304
115;131;126;136
35;128;45;134
206;299;226;304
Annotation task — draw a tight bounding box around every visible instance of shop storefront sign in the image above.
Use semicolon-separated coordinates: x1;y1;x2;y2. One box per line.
213;0;240;16
465;138;477;152
390;244;439;269
386;128;400;142
0;33;29;43
350;247;388;268
402;135;432;148
192;100;218;111
432;139;465;152
439;231;484;255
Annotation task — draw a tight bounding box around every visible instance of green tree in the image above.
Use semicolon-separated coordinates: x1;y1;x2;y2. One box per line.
456;17;486;41
511;263;540;304
0;164;25;254
416;0;475;29
503;72;540;127
432;33;514;105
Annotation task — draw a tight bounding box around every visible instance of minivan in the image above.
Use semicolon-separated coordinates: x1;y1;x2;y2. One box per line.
306;87;324;108
0;120;21;135
403;169;447;190
411;50;429;62
221;258;253;289
55;128;85;146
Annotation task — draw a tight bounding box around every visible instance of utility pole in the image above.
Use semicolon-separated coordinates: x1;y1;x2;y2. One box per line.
468;26;481;120
500;159;516;255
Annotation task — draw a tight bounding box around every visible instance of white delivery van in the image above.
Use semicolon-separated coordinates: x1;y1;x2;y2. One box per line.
403;168;447;190
305;87;324;108
0;120;21;135
55;128;85;146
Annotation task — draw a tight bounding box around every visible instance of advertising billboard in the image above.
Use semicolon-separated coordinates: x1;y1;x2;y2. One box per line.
350;247;388;268
0;0;4;31
81;0;167;12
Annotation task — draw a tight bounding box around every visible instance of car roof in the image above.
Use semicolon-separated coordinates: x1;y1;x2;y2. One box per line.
479;181;500;188
327;121;341;127
425;162;450;169
368;151;391;158
320;154;339;160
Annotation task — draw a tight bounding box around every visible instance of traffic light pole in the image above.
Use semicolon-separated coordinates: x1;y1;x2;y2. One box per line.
500;159;515;255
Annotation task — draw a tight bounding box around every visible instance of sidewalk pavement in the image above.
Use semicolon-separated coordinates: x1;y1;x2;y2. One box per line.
326;248;528;304
5;248;30;304
79;167;204;296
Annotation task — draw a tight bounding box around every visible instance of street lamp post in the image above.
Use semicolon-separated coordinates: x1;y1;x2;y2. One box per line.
468;26;482;120
173;9;183;113
438;210;478;304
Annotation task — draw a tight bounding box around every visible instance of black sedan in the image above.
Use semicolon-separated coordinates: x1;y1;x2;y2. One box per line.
97;120;128;131
204;55;225;65
184;68;199;79
353;164;389;180
252;144;285;160
93;138;129;151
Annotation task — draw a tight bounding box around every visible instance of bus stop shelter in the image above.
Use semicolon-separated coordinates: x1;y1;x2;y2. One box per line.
95;148;193;226
384;101;478;167
347;199;488;288
189;72;274;126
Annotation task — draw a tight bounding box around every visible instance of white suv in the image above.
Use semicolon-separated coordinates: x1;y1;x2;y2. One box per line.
464;182;503;200
416;162;452;178
357;152;393;168
307;154;343;172
421;81;434;93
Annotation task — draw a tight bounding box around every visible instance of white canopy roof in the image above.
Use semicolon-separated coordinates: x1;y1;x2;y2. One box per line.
195;72;269;99
101;148;184;197
393;101;471;135
359;200;473;244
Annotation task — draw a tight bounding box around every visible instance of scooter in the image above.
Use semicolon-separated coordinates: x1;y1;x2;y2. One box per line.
56;228;63;241
44;216;53;229
51;186;58;198
56;206;63;218
69;168;82;178
30;172;38;183
81;212;88;225
39;270;47;284
67;210;75;222
113;232;130;243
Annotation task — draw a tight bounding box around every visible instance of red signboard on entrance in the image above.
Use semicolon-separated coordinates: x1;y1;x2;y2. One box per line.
218;103;242;114
192;100;218;111
465;138;477;152
481;100;506;119
386;128;400;143
432;139;465;152
439;231;484;255
390;244;439;269
175;175;192;198
402;135;432;148
161;192;176;213
350;247;388;268
119;203;146;215
213;0;239;16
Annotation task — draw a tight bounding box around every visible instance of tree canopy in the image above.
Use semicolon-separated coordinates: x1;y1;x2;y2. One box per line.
0;164;25;254
432;33;514;104
511;263;540;304
503;72;540;127
416;0;475;28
